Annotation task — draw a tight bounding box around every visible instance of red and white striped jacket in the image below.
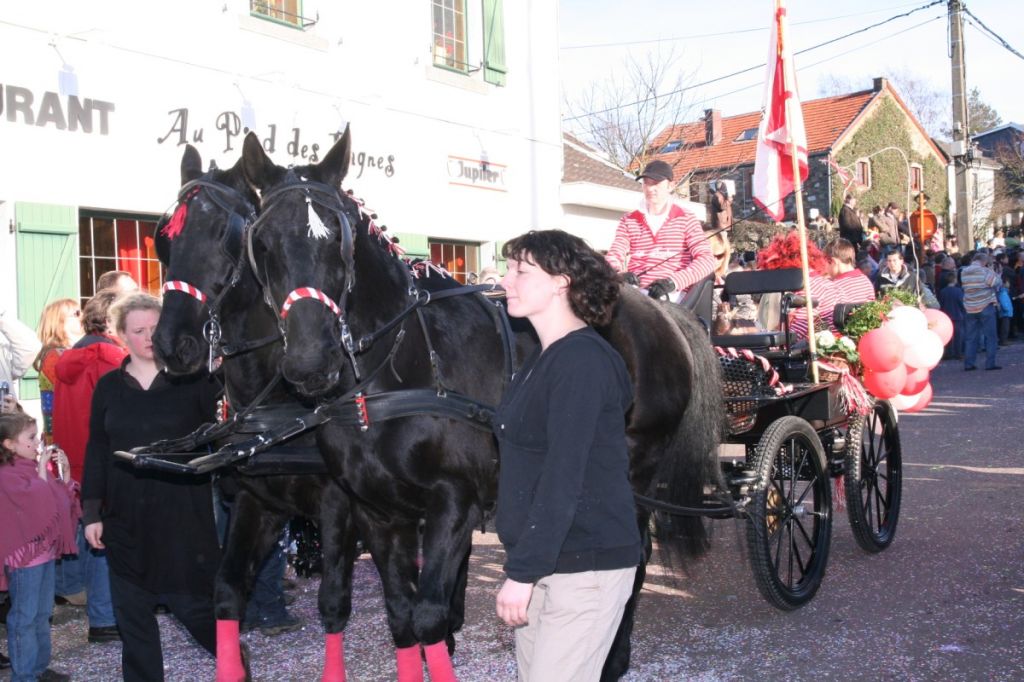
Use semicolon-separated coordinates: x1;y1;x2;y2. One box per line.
830;269;876;305
789;273;838;340
606;204;715;293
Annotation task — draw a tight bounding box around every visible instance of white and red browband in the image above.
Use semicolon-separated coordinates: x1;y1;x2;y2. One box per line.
162;280;208;305
280;287;342;320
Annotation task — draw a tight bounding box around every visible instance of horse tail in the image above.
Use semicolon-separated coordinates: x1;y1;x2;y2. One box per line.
650;304;726;558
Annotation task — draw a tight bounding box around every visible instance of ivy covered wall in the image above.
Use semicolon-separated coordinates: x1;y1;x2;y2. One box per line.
832;97;948;229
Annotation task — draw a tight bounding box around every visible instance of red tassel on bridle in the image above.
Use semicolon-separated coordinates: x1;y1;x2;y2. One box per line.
161;188;199;241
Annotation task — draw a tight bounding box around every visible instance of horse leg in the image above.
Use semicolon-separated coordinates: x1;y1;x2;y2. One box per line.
444;547;471;656
214;490;289;682
354;509;422;682
318;485;358;682
600;518;653;682
416;479;481;682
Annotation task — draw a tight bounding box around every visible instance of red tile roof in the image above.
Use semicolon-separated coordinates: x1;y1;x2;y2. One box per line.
650;89;878;172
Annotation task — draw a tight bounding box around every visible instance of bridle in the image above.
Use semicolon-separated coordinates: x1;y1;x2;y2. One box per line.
245;172;361;367
158;174;271;369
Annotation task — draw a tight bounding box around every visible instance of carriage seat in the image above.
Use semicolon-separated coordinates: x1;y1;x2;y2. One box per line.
711;268;803;350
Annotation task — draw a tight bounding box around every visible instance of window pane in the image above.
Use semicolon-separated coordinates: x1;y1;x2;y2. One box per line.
92;218;115;258
79;258;95;304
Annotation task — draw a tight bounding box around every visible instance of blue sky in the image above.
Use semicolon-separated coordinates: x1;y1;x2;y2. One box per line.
558;0;1023;132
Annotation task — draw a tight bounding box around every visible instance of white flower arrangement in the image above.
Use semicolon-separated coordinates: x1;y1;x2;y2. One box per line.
816;330;860;365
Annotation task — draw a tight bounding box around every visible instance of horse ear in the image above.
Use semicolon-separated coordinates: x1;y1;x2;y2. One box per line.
242;131;281;190
319;125;352;189
181;144;203;185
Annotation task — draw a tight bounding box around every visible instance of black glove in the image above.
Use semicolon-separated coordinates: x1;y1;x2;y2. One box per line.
647;278;676;300
622;272;640;287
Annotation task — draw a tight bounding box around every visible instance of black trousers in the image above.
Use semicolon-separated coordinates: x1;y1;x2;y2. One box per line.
108;571;216;682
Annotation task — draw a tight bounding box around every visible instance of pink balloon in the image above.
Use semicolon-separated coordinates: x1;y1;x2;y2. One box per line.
924;308;954;345
902;365;930;395
903;331;944;370
863;364;907;400
904;383;933;413
890;390;921;411
858;327;905;373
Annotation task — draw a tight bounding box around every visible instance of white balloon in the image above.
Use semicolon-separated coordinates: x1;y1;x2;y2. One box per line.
884;317;921;346
887;305;928;331
903;330;944;370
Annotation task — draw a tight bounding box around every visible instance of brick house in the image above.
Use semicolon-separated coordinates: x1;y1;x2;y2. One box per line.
646;78;949;226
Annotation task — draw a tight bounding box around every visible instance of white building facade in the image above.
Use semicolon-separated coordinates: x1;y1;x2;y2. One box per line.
0;0;562;400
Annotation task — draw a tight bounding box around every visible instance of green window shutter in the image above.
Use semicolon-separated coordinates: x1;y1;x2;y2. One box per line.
482;0;506;86
391;232;430;260
14;202;79;400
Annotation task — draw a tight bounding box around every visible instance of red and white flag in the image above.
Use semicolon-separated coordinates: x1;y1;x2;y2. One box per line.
752;0;808;221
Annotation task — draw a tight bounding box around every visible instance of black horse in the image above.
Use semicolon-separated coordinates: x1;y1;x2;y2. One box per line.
150;145;359;681
240;129;724;680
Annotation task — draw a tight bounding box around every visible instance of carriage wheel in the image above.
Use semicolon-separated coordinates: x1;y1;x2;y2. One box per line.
845;399;902;552
746;416;832;610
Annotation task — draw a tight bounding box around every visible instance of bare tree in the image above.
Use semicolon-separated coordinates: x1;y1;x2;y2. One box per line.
564;48;698;178
885;68;949;139
995;140;1024;201
816;69;949;138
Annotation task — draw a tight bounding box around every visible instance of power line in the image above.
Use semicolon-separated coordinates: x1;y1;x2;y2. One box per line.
704;15;945;104
963;8;1024;62
563;0;945;122
559;3;927;50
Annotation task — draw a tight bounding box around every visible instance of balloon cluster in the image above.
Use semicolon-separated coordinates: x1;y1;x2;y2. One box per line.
856;307;953;413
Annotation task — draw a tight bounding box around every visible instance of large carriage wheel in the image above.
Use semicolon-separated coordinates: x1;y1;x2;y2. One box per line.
845;399;902;552
746;416;832;610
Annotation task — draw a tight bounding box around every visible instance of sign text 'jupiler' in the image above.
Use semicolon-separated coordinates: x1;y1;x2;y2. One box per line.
447;156;507;192
157;108;396;179
0;83;115;135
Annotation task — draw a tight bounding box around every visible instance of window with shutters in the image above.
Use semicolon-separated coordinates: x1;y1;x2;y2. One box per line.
433;0;468;72
855;159;872;188
430;0;506;85
910;164;923;192
250;0;316;29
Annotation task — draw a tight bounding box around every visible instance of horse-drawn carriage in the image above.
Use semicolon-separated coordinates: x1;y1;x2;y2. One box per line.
119;131;900;680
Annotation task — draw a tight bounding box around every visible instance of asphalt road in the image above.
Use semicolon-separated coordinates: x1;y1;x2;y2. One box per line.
14;343;1024;681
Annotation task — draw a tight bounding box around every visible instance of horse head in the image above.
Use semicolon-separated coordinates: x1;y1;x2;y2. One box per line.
242;128;366;398
152;144;260;375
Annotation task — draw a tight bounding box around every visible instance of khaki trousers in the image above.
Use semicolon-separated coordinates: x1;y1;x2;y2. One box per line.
515;566;637;682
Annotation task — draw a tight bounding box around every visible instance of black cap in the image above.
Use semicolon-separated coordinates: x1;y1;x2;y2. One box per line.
637;160;674;183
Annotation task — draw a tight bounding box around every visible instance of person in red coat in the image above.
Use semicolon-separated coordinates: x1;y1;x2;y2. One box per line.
50;287;124;644
52;290;126;484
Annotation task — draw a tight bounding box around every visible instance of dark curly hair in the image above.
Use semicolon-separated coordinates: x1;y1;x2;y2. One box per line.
502;230;619;326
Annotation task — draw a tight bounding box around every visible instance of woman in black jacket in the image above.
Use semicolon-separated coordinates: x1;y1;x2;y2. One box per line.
82;293;221;682
494;230;641;681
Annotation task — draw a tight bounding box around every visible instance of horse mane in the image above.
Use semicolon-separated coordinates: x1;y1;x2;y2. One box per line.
344;191;463;292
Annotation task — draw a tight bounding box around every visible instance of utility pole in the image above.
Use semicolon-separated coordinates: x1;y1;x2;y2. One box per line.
949;0;973;250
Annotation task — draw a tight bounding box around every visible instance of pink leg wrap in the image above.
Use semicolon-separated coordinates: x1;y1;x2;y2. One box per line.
395;644;424;682
423;641;457;682
321;632;346;682
215;620;247;682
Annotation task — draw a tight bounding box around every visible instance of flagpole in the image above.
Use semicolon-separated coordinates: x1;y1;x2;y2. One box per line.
777;0;819;383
